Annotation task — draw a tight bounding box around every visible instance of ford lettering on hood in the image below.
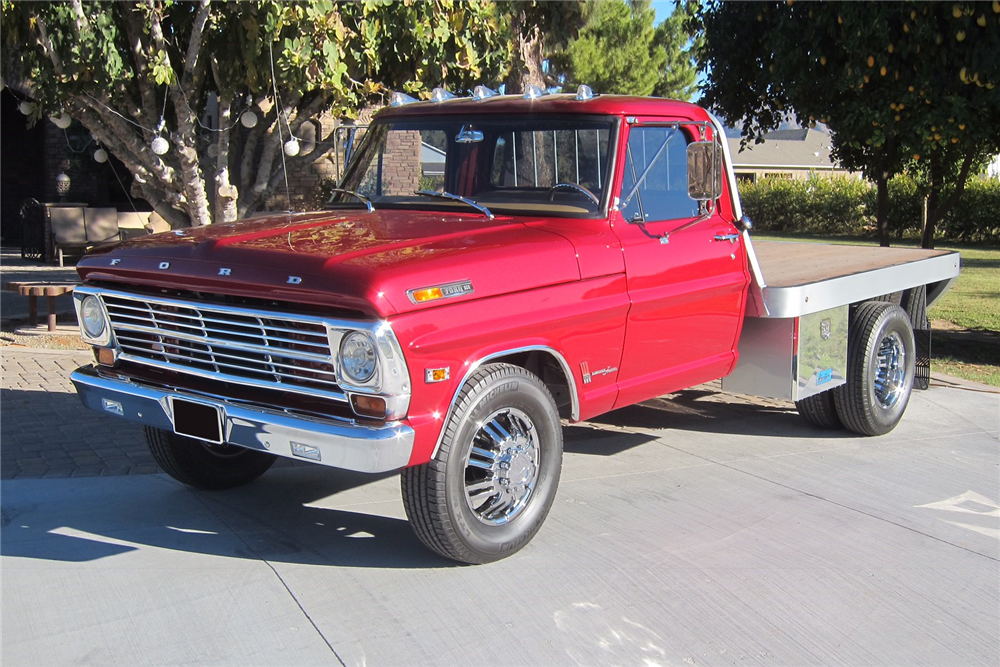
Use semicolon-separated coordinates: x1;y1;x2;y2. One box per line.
77;209;582;317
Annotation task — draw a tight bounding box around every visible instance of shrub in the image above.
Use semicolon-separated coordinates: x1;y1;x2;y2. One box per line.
738;174;1000;244
939;178;1000;243
739;175;871;235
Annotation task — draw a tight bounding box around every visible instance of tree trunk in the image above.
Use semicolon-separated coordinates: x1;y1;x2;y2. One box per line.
505;9;546;93
921;147;978;249
213;95;239;223
875;171;890;247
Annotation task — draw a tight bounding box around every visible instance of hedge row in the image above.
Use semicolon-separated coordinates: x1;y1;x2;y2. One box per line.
738;175;1000;244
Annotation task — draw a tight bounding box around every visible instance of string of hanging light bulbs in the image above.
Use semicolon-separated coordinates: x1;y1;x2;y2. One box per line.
13;69;299;170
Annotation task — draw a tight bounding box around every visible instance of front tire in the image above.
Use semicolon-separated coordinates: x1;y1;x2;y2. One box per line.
834;302;916;436
145;427;276;490
401;364;563;564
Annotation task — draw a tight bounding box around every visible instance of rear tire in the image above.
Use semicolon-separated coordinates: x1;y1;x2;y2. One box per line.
834;302;915;436
401;364;563;564
145;427;276;490
795;390;842;429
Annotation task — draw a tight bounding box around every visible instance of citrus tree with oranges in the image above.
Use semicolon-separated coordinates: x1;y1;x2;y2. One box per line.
699;1;1000;247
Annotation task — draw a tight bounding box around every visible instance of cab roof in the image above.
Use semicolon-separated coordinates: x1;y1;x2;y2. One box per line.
373;94;709;122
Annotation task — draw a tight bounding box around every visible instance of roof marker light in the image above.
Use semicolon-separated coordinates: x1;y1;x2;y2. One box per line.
472;85;499;101
390;92;418;107
576;84;595;101
431;87;457;103
523;84;545;100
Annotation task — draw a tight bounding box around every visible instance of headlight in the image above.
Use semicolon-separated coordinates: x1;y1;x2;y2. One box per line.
340;332;377;384
80;295;107;338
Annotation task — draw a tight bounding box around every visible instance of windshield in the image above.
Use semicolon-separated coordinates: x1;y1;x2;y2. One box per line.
331;115;616;217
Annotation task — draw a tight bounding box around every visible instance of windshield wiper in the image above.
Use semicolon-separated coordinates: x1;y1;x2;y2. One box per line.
415;190;494;219
325;188;374;213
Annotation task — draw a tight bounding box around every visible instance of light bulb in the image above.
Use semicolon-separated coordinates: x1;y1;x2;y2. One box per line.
93;148;109;163
151;136;169;155
283;137;300;156
19;100;35;115
240;110;258;128
51;112;72;129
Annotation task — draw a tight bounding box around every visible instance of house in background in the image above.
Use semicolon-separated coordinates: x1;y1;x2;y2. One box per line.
726;128;856;183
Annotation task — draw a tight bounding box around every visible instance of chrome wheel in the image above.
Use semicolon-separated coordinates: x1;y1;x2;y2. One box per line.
464;407;539;525
874;331;906;409
401;363;563;563
835;302;915;436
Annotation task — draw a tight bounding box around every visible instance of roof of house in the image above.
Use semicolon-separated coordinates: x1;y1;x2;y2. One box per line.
727;128;839;171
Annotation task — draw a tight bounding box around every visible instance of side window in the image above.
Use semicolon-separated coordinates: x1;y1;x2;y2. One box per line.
620;127;698;222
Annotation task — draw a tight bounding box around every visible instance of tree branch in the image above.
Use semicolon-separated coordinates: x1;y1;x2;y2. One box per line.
69;0;88;34
119;3;158;124
181;0;212;98
249;93;302;199
74;94;180;192
132;181;188;228
239;103;276;207
213;91;239;223
149;5;212;225
931;146;978;225
33;16;64;77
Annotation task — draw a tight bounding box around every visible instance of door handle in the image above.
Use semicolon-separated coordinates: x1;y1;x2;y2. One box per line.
713;233;739;243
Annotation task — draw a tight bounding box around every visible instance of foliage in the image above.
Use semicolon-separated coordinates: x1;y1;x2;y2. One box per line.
739;176;872;235
548;0;698;100
549;1;663;96
651;1;700;101
698;1;1000;247
1;1;510;226
740;175;1000;244
935;176;1000;243
497;1;582;93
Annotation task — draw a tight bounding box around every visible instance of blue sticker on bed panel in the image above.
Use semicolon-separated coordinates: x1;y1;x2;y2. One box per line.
817;369;833;385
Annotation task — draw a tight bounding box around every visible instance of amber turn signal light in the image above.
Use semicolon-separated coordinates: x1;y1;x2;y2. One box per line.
95;347;117;366
351;395;387;419
409;287;444;303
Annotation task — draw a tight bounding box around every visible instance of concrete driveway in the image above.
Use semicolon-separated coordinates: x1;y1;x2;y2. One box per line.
2;379;998;666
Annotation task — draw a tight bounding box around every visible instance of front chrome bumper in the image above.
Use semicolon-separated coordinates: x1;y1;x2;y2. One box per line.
70;365;415;473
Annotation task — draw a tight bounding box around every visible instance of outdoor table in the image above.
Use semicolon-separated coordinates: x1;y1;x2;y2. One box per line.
3;281;78;332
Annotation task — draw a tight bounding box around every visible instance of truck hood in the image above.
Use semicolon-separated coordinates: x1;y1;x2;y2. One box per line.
77;210;582;318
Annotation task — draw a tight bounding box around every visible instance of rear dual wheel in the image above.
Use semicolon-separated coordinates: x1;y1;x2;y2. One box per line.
834;302;915;436
796;302;916;436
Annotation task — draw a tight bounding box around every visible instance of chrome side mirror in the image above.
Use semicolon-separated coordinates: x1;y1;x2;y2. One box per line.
687;141;722;201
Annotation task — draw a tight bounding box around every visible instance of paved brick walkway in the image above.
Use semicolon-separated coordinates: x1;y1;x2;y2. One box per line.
1;347;156;479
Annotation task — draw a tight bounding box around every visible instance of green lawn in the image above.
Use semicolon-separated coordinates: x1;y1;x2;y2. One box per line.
754;232;1000;386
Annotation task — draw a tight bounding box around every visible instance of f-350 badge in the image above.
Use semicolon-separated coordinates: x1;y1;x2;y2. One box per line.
581;361;618;385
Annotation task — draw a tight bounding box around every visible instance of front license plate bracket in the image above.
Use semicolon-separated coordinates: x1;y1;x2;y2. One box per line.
171;398;224;443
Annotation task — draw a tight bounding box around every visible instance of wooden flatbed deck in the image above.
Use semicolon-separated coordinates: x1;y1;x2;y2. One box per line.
746;240;961;318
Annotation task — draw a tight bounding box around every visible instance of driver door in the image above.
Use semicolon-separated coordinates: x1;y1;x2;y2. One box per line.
611;121;749;408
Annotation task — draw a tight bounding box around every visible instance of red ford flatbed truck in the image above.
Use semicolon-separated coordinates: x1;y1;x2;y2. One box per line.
70;91;960;563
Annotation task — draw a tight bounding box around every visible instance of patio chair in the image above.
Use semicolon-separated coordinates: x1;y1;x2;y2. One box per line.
49;206;88;267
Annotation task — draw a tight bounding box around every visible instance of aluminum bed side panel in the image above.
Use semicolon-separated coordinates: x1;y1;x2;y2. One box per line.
744;239;961;318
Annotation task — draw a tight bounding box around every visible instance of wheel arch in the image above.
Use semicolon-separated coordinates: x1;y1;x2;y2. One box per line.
430;345;578;460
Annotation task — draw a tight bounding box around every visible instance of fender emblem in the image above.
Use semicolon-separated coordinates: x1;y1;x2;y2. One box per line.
219;268;232;276
158;262;170;270
581;361;617;385
287;276;302;285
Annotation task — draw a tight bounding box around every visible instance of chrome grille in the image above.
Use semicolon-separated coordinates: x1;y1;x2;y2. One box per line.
102;293;345;401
